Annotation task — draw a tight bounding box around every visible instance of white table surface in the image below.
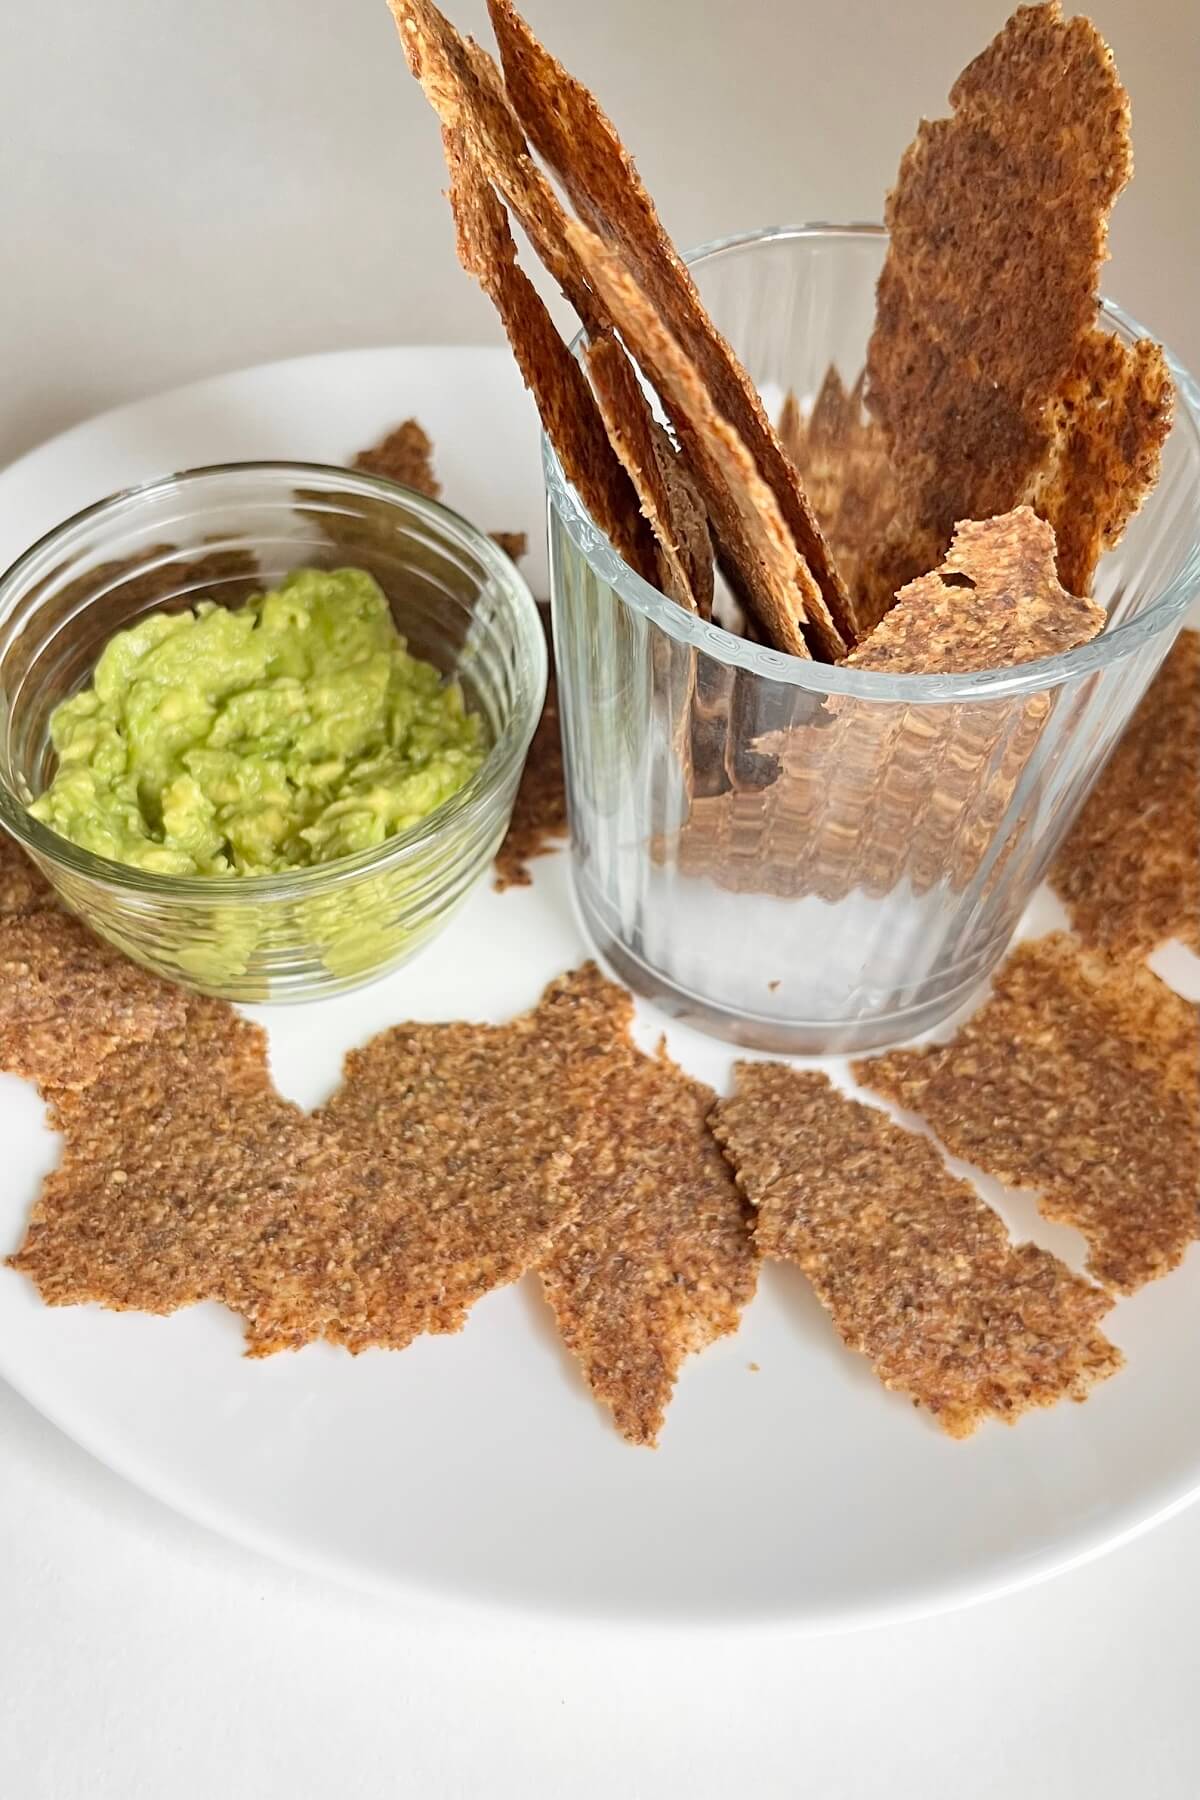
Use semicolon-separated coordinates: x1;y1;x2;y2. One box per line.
3;1;1199;1793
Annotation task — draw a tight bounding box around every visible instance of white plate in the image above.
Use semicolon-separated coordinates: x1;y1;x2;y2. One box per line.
1;347;1198;1632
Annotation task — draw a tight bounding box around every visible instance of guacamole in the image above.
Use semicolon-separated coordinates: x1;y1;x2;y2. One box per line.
31;568;486;877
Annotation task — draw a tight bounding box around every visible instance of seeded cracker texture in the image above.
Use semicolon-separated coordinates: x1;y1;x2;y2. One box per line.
486;0;858;651
392;2;708;607
352;419;442;498
710;1065;1121;1436
0;831;57;918
1051;630;1200;959
495;609;567;889
847;509;1105;675
855;935;1200;1294
865;0;1172;611
0;911;187;1098
538;1043;758;1447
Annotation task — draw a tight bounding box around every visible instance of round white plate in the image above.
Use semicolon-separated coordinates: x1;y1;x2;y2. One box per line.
1;347;1198;1631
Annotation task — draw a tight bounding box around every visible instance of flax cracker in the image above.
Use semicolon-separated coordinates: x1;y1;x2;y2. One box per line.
495;607;567;889
866;0;1172;603
392;3;705;607
486;0;857;651
855;934;1200;1293
310;964;634;1352
585;330;712;614
489;529;527;561
0;911;187;1098
847;509;1105;676
539;1043;758;1447
443;128;658;582
0;830;57;919
7;999;334;1325
353;418;441;497
568;220;832;660
711;1065;1121;1436
1051;630;1200;958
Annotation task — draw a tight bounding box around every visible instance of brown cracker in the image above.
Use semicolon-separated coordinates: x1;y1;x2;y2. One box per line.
567;219;830;660
8;998;333;1326
539;1042;758;1447
855;934;1200;1293
489;529;528;562
487;0;857;650
442;125;658;580
495;608;567;889
0;831;57;919
308;963;633;1352
711;1065;1121;1437
352;419;441;497
585;329;711;613
866;0;1171;601
847;508;1104;676
0;911;187;1099
1051;630;1199;959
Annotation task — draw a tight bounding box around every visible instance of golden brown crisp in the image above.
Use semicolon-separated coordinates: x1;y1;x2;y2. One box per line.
539;1045;758;1447
0;831;57;919
495;612;567;888
847;509;1105;675
353;419;441;497
0;911;187;1098
1051;630;1199;959
489;529;528;562
486;0;857;650
711;1064;1121;1436
855;934;1200;1293
8;999;336;1328
866;0;1172;603
306;964;635;1353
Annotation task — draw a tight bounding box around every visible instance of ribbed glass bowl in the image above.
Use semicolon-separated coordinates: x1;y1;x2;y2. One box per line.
0;463;546;1002
544;225;1200;1052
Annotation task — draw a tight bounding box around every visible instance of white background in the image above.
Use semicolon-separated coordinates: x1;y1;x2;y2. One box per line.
2;1;1199;1795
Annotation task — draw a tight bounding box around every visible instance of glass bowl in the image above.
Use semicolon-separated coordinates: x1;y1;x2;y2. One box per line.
0;463;546;1002
544;224;1200;1052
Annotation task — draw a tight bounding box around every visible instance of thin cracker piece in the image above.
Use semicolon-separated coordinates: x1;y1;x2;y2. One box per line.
489;529;528;562
539;1043;758;1447
854;934;1200;1293
495;608;567;889
585;329;711;614
352;419;441;497
866;0;1172;600
0;911;187;1099
309;964;635;1352
487;0;858;649
568;220;833;660
443;128;658;581
7;999;336;1326
393;2;707;607
711;1065;1121;1437
0;830;57;919
1051;630;1200;958
847;508;1104;675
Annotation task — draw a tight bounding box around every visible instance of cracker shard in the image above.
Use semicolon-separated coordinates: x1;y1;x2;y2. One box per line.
495;607;567;889
486;0;857;651
855;934;1200;1294
0;911;187;1098
711;1065;1121;1436
353;419;441;497
866;0;1172;604
847;508;1104;675
1051;630;1200;959
0;830;57;920
539;1043;758;1447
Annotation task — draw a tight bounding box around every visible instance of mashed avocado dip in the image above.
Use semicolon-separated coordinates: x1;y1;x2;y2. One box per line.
31;569;485;877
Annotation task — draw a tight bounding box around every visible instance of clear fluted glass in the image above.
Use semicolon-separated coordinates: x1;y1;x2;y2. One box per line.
545;225;1200;1052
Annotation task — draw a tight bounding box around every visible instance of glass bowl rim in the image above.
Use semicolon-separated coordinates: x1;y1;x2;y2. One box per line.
542;221;1200;703
0;460;548;900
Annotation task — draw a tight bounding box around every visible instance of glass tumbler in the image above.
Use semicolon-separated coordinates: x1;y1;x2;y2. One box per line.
544;225;1200;1052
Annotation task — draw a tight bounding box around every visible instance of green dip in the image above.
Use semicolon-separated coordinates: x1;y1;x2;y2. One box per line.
31;568;486;877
